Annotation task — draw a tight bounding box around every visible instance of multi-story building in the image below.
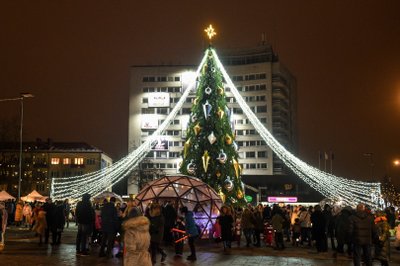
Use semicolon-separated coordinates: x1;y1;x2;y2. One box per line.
128;44;318;202
0;139;112;197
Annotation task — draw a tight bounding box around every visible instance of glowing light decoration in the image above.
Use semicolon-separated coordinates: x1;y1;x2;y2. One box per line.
204;24;217;40
51;43;382;209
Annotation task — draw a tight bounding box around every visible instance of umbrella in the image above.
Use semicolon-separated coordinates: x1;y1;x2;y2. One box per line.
0;190;16;201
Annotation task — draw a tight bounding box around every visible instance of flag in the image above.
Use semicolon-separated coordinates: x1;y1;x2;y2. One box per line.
318;151;322;160
324;152;329;160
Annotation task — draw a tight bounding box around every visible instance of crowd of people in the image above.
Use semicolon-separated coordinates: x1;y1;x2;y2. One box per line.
1;196;400;266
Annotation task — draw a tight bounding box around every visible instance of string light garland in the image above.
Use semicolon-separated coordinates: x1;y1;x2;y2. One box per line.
52;45;382;209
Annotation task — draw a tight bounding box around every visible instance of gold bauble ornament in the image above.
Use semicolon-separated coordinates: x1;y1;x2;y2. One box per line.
202;64;208;75
237;190;244;199
232;158;240;178
216;171;221;178
194;123;201;135
202;150;210;173
225;134;233;145
219;190;226;203
217;87;224;95
193;97;199;105
183;138;191;158
217;107;224;119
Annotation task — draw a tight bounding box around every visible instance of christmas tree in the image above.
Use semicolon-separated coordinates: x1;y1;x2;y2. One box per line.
179;25;245;205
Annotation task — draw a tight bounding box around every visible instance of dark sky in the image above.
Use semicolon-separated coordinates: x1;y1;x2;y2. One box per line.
1;1;400;185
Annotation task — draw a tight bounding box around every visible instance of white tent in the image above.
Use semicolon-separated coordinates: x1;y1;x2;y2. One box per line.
21;190;47;202
0;190;16;201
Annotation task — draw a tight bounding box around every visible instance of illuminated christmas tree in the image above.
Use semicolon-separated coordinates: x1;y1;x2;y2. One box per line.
179;25;245;205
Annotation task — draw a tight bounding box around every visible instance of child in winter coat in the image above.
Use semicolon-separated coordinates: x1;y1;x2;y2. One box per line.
173;216;186;256
122;208;151;266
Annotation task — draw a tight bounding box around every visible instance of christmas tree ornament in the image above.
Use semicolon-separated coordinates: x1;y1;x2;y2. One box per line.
237;189;244;199
218;190;226;203
217;107;224;119
225;134;233;145
202;64;208;75
191;114;197;123
205;86;212;95
193;97;199;105
217;87;224;95
208;132;217;144
241;181;245;192
194;123;201;135
217;149;227;164
202;100;212;119
216;171;221;178
232;141;239;152
187;160;196;175
183;138;191;158
224;177;234;192
232;158;240;178
202;150;210;172
211;67;216;72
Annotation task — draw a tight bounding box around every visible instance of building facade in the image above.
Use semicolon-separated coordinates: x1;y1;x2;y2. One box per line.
128;44;310;201
0;139;112;197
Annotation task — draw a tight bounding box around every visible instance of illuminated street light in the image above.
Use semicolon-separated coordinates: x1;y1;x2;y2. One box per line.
0;93;35;199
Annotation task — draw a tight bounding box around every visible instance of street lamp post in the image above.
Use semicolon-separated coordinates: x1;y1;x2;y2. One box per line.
363;152;374;181
0;93;34;199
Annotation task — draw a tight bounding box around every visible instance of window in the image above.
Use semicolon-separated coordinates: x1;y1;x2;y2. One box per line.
142;98;148;103
74;158;84;165
258;151;267;158
246;152;256;158
51;158;60;165
86;158;96;165
63;158;71;165
257;106;267;113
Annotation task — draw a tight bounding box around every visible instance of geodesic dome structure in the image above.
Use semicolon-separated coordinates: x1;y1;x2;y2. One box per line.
134;175;223;237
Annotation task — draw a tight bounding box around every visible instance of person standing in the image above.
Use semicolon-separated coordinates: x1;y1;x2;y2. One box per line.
374;212;390;266
148;202;167;264
252;204;264;247
22;203;32;227
349;203;376;266
63;199;71;228
271;206;286;250
33;206;47;245
180;206;199;261
335;206;353;256
162;201;177;245
51;200;65;245
75;193;95;256
123;208;151;266
42;198;55;244
311;205;327;252
14;200;23;226
99;197;120;258
218;205;234;251
299;206;312;246
241;207;255;247
0;202;8;251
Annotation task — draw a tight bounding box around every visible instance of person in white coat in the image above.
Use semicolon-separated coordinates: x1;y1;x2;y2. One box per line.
0;202;9;251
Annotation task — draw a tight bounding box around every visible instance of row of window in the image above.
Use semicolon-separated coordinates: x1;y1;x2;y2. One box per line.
141;105;267;115
142;76;181;82
50;171;84;178
142;86;181;93
232;73;267;81
141;163;178;169
50;158;96;165
243;163;268;169
238;151;268;158
237;140;267;147
236;84;267;92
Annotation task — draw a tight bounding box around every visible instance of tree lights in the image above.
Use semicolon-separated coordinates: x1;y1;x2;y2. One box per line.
51;39;381;209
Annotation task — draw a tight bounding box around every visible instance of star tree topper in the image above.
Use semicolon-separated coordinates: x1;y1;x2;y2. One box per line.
204;24;217;40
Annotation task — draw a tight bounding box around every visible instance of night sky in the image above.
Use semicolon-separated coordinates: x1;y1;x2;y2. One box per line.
1;1;400;186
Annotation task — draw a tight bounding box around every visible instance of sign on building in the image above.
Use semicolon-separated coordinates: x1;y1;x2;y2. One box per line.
148;93;170;107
